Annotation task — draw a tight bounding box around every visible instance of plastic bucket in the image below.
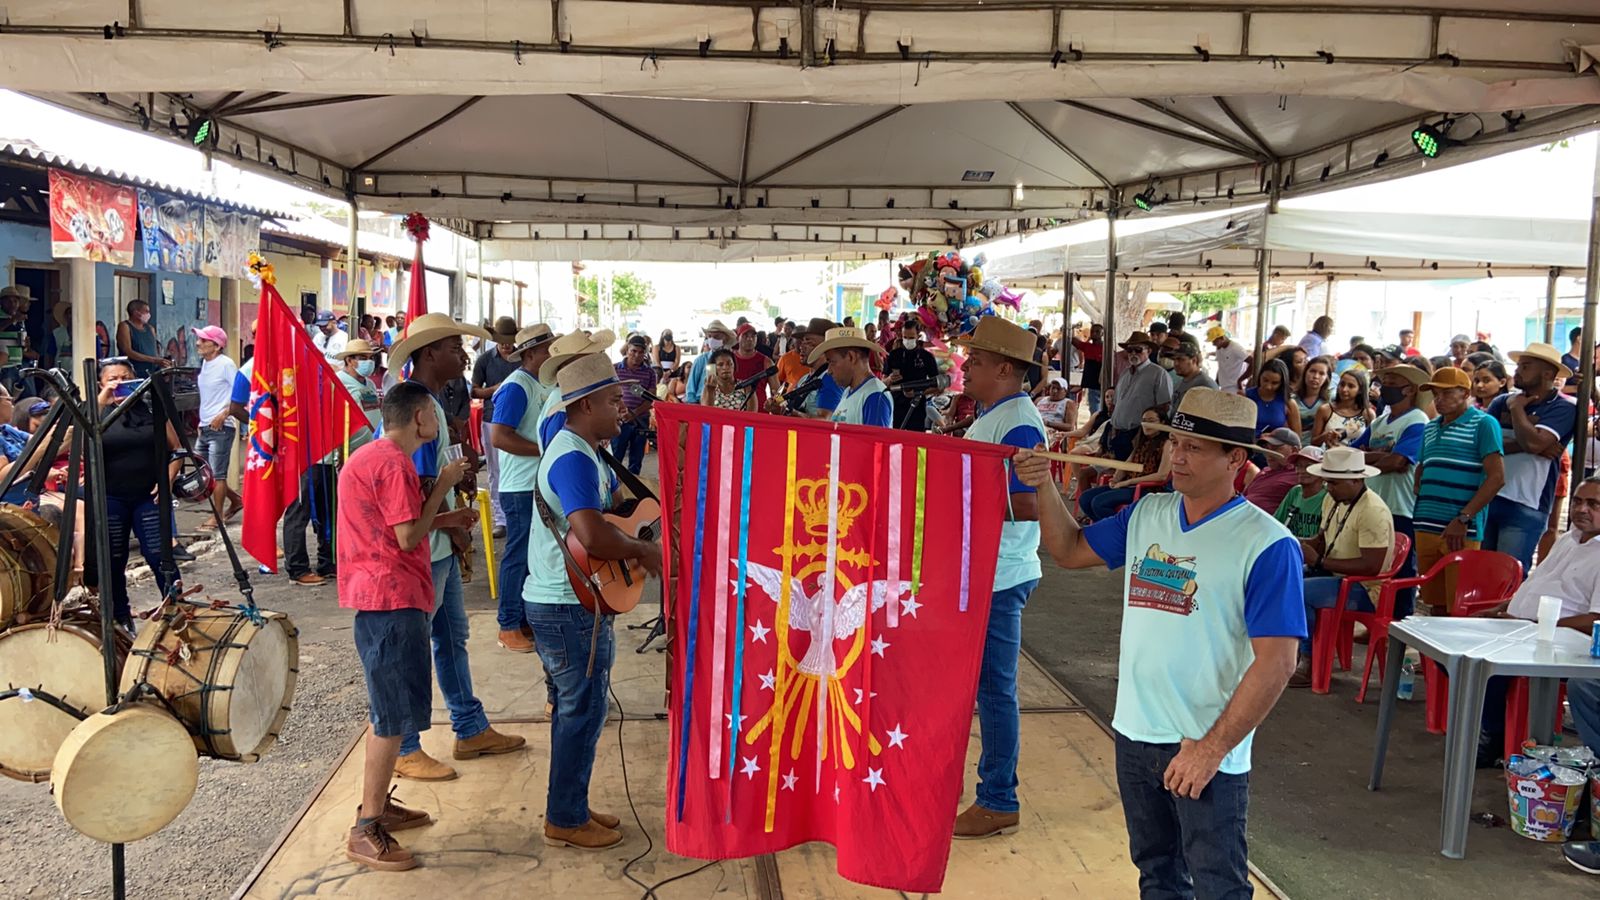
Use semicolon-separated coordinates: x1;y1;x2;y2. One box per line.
1506;766;1587;842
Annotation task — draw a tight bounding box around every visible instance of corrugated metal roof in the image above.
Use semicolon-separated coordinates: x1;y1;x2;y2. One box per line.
0;138;294;221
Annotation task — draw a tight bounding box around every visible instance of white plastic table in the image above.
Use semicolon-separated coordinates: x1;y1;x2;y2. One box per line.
1367;617;1600;859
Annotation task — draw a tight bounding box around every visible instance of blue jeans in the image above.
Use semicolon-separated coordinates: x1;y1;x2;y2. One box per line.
1086;388;1102;414
611;419;649;475
1115;733;1253;900
527;601;614;829
1080;486;1131;522
1568;678;1600;754
1390;515;1416;620
497;491;533;632
1300;576;1370;655
1481;496;1546;575
97;494;168;622
975;579;1038;813
399;556;491;756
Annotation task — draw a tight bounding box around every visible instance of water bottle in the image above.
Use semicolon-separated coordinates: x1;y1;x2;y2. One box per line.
1397;659;1415;701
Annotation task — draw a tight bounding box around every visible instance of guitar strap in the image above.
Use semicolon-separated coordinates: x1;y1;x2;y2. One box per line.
532;485;607;678
596;445;659;504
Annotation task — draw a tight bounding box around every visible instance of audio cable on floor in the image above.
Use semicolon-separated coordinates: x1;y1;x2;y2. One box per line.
611;683;718;899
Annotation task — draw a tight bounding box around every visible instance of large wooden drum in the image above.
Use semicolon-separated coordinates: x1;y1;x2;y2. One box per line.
120;606;299;762
0;504;60;630
0;620;128;783
52;704;198;842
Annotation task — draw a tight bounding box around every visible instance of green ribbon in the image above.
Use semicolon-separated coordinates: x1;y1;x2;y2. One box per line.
911;447;927;596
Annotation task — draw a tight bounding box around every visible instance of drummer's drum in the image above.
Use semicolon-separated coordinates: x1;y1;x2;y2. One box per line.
52;704;198;842
0;619;129;782
0;504;61;631
120;606;298;762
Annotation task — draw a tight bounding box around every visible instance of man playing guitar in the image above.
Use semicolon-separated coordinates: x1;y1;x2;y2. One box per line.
525;352;662;852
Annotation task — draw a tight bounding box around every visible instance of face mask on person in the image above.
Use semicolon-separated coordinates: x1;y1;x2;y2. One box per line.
902;337;918;350
703;337;723;351
356;359;375;377
135;311;150;325
1378;385;1408;405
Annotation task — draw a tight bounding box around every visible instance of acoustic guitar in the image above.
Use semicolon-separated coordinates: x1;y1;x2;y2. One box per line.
564;496;662;616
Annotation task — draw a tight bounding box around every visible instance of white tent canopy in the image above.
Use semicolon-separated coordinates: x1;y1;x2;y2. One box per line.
4;1;1600;262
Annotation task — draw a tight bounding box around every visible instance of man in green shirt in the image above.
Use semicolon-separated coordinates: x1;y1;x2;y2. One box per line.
1273;446;1328;540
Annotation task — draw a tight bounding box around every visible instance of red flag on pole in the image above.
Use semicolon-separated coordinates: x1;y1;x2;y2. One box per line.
402;212;430;324
657;404;1011;893
241;280;368;571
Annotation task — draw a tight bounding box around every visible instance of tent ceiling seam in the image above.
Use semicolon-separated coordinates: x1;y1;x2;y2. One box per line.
746;105;908;186
565;94;738;186
352;96;485;172
1212;96;1278;161
1006;101;1113;189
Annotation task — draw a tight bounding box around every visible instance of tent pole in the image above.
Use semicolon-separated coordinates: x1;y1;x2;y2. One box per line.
1062;269;1075;380
1572;146;1600;487
1252;164;1281;377
1103;204;1118;395
346;196;359;319
1544;267;1560;345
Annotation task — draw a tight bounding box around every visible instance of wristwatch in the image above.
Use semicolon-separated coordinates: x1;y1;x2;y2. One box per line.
1454;513;1473;525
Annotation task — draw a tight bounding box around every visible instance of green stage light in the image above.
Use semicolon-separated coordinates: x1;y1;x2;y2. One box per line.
1411;124;1442;158
189;118;214;146
1133;191;1154;211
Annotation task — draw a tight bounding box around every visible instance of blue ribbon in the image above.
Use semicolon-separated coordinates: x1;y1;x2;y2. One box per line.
675;423;713;822
726;426;755;817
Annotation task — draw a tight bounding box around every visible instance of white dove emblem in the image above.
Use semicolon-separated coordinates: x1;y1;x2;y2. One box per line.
738;562;912;677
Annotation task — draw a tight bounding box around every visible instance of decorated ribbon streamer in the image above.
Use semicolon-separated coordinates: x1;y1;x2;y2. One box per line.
860;442;884;762
726;426;755;817
708;424;736;780
960;454;972;612
817;433;841;794
886;444;902;628
764;430;799;833
910;447;928;596
674;423;712;821
477;487;497;601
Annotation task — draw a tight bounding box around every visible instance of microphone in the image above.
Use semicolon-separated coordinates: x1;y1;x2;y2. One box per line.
779;374;826;407
893;374;951;394
733;364;778;392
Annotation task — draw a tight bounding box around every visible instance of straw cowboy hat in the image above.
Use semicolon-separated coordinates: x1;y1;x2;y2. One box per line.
1149;387;1278;456
953;316;1036;365
1307;445;1380;480
0;285;31;303
702;319;735;342
487;316;521;343
510;324;555;359
334;338;380;360
1373;363;1432;388
553;352;621;411
388;313;491;372
539;329;616;384
1508;342;1573;380
807;326;886;365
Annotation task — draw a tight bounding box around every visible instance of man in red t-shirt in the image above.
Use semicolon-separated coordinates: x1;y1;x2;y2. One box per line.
731;322;777;409
337;381;472;871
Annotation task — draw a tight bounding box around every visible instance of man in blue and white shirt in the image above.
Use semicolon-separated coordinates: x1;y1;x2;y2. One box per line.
488;324;556;652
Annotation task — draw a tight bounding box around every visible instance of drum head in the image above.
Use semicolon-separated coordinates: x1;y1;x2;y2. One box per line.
52;705;198;843
227;615;296;760
0;624;108;782
0;504;58;629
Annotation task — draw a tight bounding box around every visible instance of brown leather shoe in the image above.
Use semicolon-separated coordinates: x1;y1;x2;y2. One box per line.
347;821;417;871
543;819;622;851
498;629;535;653
357;787;432;832
953;803;1020;840
291;573;326;587
394;750;458;782
1287;655;1313;689
453;726;527;760
590;810;620;829
520;623;535;640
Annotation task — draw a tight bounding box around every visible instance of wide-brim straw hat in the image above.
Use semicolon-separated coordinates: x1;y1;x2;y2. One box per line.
952;317;1036;365
808;326;886;365
553;352;622;411
388;313;491;372
487;315;520;342
1307;445;1380;480
1148;387;1280;457
540;329;616;384
334;338;380;360
1508;342;1573;380
1373;364;1433;389
702;319;735;341
510;324;555;359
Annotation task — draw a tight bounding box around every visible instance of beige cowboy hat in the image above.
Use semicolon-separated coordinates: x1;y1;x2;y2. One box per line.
334;338;380;360
1373;363;1432;389
510;323;556;359
702;319;735;342
387;313;491;372
1508;341;1573;380
539;329;616;384
487;315;521;343
553;352;622;411
953;317;1036;365
807;326;886;365
1148;387;1281;457
1306;445;1380;480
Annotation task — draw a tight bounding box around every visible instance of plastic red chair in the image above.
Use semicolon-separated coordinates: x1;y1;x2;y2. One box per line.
1352;549;1521;704
1309;532;1410;694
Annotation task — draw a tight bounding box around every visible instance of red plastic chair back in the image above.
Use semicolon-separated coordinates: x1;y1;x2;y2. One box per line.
1439;550;1523;617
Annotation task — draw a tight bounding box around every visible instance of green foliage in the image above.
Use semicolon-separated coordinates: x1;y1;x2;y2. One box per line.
721;296;752;314
576;271;655;321
1177;289;1239;316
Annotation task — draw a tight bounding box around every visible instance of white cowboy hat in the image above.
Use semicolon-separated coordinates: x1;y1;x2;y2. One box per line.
388;313;491;372
1306;445;1380;480
1507;342;1573;380
807;326;886;365
702;320;735;341
539;329;616;384
553;352;622;411
1148;388;1280;457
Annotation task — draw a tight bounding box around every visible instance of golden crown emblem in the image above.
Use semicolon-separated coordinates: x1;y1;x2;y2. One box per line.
795;477;868;539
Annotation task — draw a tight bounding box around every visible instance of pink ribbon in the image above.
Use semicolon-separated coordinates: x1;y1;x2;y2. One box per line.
708;424;736;779
817;433;841;794
886;444;903;628
960;453;972;612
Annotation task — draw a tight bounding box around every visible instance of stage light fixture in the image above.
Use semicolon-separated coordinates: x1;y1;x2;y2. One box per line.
1410;117;1457;158
1132;191;1155;211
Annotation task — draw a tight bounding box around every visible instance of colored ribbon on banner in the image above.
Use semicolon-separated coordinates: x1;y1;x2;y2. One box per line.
708;424;736;779
960;454;972;612
674;423;712;821
727;426;755;816
886;444;902;629
859;442;884;762
764;429;799;833
817;433;841;793
910;447;928;596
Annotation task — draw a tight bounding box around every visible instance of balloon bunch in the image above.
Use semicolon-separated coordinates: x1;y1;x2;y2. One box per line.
897;250;1026;339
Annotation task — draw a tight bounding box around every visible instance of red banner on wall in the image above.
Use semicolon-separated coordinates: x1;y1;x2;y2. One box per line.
48;168;137;265
656;404;1011;893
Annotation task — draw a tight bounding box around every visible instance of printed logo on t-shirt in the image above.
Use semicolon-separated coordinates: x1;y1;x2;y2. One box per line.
1129;544;1200;615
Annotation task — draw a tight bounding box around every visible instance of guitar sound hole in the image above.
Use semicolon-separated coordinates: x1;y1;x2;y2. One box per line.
638;527;654;542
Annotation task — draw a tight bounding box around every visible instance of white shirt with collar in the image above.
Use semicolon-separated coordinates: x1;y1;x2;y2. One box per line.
1507;528;1600;620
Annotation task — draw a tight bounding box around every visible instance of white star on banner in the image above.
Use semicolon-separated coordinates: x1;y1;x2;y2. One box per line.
864;767;885;792
725;712;748;731
782;770;797;791
900;595;922;618
886;723;908;749
749;619;770;643
759;669;776;691
741;756;760;780
870;635;890;657
853;688;879;706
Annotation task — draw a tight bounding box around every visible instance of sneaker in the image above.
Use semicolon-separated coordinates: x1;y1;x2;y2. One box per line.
492;524;507;539
394;750;458;782
1564;841;1600;875
357;787;432;832
453;726;527;760
952;803;1019;840
290;573;326;587
1287;655;1313;689
543;819;622;851
346;820;417;871
498;629;535;653
170;545;196;562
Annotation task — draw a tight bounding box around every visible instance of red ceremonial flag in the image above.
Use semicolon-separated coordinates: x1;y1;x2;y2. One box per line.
403;212;430;324
656;404;1011;893
241;281;368;571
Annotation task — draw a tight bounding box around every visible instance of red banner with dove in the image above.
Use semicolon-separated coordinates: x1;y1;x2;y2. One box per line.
656;404;1011;893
